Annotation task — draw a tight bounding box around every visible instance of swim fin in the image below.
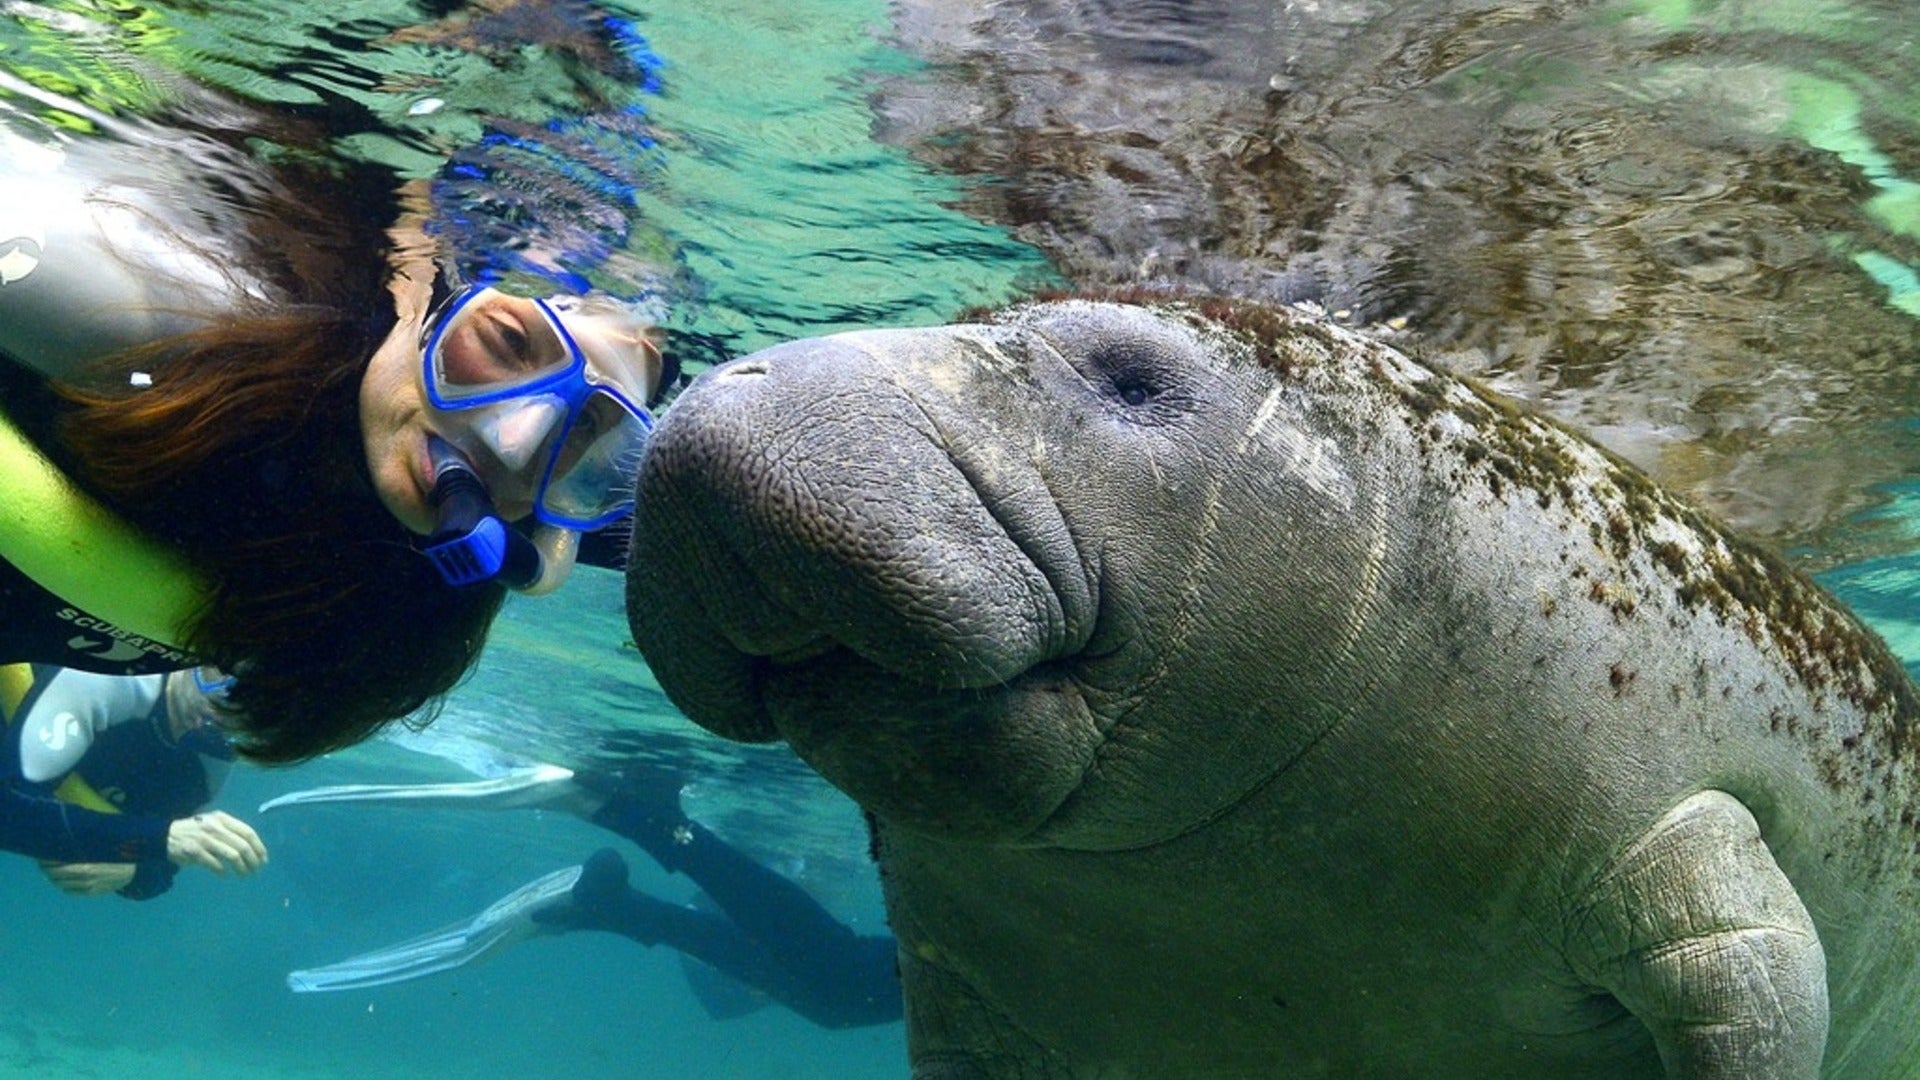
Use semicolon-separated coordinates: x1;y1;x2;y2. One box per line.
258;764;582;814
286;864;582;992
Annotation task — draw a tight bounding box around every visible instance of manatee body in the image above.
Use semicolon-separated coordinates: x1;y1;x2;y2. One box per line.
626;297;1920;1078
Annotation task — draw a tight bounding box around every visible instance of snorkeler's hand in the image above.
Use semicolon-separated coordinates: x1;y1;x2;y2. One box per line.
37;860;137;896
166;811;270;876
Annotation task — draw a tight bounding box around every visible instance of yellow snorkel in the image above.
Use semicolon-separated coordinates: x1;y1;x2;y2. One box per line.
0;409;206;652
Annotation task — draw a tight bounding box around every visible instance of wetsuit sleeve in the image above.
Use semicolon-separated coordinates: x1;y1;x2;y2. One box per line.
1;670;173;863
0;556;203;675
0;784;172;863
119;858;180;901
14;669;163;782
0;402;207;672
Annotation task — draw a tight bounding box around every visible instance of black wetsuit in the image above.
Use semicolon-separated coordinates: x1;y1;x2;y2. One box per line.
558;786;904;1030
0;664;233;899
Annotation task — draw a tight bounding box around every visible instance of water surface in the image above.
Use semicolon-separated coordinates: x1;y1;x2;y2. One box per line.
880;0;1920;562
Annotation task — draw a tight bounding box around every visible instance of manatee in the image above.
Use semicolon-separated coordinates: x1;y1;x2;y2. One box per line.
625;295;1920;1078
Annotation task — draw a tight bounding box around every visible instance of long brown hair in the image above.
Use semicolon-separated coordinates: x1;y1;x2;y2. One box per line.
45;108;518;763
52;304;507;764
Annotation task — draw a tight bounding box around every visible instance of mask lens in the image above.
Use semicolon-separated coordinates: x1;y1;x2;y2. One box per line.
474;396;570;475
426;289;576;404
171;667;232;736
538;390;652;524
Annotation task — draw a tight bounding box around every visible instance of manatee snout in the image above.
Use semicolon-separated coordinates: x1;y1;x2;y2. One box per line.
627;330;1102;837
628;300;1337;846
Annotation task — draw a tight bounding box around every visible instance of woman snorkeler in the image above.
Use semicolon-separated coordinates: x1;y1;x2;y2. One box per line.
0;0;675;764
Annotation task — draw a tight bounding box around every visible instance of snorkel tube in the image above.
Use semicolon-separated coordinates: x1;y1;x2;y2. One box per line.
421;437;577;595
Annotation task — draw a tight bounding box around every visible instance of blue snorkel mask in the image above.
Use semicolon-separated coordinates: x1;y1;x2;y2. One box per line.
165;665;238;759
415;284;662;591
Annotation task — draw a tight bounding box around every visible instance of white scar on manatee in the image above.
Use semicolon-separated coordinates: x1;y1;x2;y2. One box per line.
1244;383;1283;440
1242;381;1387;659
1152;386;1299;676
1244;384;1354;513
1334;439;1392;665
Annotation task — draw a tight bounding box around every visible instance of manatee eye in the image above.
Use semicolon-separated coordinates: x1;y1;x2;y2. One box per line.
1083;343;1164;408
1052;329;1185;419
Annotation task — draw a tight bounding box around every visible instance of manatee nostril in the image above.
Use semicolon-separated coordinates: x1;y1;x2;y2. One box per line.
718;360;770;379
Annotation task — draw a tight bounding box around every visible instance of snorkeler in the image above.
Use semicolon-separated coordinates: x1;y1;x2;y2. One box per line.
0;663;265;899
264;765;904;1031
0;0;673;764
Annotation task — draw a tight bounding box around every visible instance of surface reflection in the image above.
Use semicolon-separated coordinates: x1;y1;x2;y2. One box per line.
880;0;1920;566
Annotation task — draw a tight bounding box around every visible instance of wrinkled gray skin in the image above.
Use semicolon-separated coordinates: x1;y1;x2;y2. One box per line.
626;298;1920;1078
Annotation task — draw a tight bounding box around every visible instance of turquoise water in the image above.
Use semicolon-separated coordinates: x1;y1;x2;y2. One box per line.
1;0;1016;1076
1;570;903;1079
0;0;1917;1077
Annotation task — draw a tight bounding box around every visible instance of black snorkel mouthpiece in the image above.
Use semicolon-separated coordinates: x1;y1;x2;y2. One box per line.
421;436;543;590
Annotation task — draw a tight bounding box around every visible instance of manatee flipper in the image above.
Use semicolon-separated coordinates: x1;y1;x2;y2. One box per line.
1571;789;1827;1079
286;865;582;992
257;764;583;814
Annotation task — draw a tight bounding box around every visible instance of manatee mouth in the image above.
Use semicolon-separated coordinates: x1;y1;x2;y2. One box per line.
739;413;1105;696
753;639;1117;840
755;385;1114;835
